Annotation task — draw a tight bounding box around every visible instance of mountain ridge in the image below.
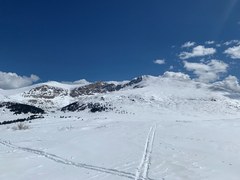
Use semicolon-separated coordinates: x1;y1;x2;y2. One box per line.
1;72;240;123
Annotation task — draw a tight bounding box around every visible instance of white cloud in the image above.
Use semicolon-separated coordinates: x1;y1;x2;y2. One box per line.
181;41;195;48
154;59;165;65
169;65;174;70
205;41;215;45
0;71;40;89
179;45;216;59
224;45;240;59
73;79;90;85
223;40;240;46
213;75;240;93
183;60;228;83
163;71;190;81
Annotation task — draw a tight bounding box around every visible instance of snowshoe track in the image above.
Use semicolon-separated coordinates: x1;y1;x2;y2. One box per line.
135;125;157;180
0;139;155;180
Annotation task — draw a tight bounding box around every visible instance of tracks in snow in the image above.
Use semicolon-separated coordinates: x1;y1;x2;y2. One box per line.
135;125;157;180
0;139;154;180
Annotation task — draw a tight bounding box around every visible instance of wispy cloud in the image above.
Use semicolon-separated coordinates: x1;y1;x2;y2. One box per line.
169;65;174;70
0;71;39;89
179;45;216;60
223;40;240;46
224;45;240;59
181;41;195;48
205;41;215;45
154;59;165;65
183;60;228;83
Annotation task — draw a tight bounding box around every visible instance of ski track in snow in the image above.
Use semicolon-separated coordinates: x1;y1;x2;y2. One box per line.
0;139;155;180
135;125;157;180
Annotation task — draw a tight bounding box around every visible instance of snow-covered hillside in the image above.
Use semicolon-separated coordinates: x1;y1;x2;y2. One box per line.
1;73;240;180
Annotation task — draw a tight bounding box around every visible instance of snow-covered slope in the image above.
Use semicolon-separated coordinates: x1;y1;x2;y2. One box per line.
1;73;240;180
59;74;240;117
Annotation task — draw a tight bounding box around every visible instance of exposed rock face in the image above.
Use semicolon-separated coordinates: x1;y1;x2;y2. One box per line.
0;102;45;114
70;82;118;97
69;76;143;97
121;76;143;89
61;102;113;113
23;85;68;99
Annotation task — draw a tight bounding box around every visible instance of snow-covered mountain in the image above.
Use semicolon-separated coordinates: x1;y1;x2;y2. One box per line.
0;76;143;112
1;72;240;117
1;72;240;180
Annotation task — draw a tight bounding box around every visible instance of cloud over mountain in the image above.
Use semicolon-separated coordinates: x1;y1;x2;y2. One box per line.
163;71;190;80
0;71;40;89
213;75;240;93
183;60;228;83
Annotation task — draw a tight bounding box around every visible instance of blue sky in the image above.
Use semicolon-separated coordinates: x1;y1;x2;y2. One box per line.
0;0;240;87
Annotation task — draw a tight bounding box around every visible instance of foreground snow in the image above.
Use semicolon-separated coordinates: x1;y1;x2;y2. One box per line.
1;110;240;180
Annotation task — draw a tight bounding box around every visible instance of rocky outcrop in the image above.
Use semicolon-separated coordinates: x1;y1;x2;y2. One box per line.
70;82;118;97
70;76;144;97
121;76;143;88
23;85;68;99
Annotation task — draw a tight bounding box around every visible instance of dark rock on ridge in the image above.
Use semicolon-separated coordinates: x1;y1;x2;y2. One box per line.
61;102;113;113
0;102;45;115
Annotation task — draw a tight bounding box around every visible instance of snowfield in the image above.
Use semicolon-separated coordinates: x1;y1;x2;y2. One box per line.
1;75;240;180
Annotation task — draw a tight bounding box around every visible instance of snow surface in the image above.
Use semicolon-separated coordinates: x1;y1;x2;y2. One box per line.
1;75;240;180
